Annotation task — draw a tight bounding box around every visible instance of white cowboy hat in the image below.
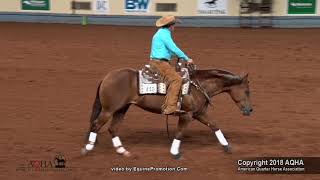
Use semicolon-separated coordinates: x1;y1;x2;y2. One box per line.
156;15;181;27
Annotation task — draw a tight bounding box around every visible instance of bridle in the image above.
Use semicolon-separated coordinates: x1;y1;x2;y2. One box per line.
233;95;248;104
189;79;213;106
183;62;213;106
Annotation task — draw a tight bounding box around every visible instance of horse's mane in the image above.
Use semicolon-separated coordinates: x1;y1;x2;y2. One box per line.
193;69;238;79
192;69;242;86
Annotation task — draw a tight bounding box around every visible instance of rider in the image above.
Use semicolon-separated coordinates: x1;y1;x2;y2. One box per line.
150;15;194;115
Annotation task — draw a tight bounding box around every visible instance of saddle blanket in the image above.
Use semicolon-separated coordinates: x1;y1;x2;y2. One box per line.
138;67;190;95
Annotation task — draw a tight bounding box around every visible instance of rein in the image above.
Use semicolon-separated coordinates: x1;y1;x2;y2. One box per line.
164;62;215;142
165;79;213;143
165;115;171;143
185;63;213;106
189;79;213;106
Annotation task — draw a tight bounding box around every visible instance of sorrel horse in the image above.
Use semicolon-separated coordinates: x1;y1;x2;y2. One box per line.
81;67;253;159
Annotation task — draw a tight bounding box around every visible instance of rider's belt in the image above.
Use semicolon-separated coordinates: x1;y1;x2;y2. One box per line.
151;58;170;62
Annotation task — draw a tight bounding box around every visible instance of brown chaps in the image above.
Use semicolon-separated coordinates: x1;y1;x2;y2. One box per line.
149;60;182;112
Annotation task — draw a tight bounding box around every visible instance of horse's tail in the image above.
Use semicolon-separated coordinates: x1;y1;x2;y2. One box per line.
90;80;103;122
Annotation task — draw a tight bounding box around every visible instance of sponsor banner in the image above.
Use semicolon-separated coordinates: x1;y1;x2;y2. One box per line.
197;0;228;15
94;0;110;14
71;1;91;10
288;0;317;14
21;0;50;10
125;0;151;13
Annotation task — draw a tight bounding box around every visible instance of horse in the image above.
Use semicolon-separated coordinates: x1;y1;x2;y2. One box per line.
81;66;253;159
205;0;218;6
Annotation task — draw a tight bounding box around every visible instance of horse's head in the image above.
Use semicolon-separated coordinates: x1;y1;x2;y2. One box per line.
193;69;253;116
228;73;253;116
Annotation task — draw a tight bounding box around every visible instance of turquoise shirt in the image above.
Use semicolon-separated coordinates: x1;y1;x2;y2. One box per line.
150;28;189;61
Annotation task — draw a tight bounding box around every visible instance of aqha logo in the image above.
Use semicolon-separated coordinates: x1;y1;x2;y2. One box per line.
125;0;150;12
285;159;304;166
29;160;54;170
28;154;66;171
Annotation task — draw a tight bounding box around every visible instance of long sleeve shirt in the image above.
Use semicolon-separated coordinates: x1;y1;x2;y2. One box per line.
150;28;189;61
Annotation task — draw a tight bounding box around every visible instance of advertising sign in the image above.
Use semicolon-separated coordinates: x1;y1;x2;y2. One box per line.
288;0;316;14
21;0;50;10
197;0;228;15
94;0;110;14
125;0;151;13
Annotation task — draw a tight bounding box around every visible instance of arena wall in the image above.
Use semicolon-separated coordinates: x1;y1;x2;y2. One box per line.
0;0;319;27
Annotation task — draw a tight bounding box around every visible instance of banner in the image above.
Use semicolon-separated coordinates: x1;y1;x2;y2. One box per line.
94;0;110;14
21;0;50;10
125;0;151;13
288;0;317;14
197;0;228;15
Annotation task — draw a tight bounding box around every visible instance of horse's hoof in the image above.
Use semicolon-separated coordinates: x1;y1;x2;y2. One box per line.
81;148;89;155
172;153;182;160
223;144;232;154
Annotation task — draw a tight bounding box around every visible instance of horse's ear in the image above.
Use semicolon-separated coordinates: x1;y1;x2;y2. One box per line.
241;73;249;82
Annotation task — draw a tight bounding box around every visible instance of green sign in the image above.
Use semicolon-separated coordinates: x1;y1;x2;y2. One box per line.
22;0;50;10
288;0;316;14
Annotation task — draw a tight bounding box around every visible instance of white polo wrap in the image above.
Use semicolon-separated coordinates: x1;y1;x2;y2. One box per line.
215;129;229;146
112;136;122;147
170;139;181;155
88;132;97;143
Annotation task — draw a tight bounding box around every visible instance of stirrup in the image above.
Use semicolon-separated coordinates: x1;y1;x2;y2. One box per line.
174;109;186;114
162;109;186;115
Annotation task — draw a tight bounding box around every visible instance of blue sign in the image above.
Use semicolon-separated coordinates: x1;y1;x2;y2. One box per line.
125;0;150;12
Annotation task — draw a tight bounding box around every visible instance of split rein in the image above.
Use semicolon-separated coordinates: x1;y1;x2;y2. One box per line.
165;63;213;142
186;63;213;106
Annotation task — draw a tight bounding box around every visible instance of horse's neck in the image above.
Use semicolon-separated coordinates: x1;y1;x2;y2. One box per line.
191;69;240;97
195;77;228;97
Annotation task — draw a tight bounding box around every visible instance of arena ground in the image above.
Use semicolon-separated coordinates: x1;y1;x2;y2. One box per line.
0;23;319;180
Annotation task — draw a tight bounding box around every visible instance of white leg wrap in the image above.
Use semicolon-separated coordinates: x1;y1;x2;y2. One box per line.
170;139;181;155
215;129;229;146
88;132;97;143
85;132;97;151
112;137;129;155
112;136;122;148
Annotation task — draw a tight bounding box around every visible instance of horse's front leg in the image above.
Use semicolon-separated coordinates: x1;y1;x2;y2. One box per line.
193;113;232;153
170;113;192;159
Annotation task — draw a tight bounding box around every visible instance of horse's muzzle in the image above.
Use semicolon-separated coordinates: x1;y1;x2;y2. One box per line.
242;107;253;116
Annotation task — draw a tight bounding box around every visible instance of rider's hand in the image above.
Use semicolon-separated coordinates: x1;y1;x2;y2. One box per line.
187;59;193;64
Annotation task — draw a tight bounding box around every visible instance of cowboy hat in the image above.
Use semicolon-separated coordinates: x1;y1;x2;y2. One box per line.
155;15;181;27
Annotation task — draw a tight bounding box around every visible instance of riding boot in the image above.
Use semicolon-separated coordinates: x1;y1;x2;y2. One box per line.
150;60;184;115
162;75;183;115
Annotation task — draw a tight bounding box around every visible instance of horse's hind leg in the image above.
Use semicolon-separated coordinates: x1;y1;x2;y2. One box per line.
108;105;131;157
81;110;113;155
